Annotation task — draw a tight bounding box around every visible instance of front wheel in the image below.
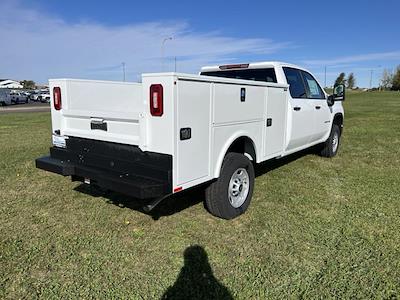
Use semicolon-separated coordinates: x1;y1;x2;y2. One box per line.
205;153;255;219
319;124;341;157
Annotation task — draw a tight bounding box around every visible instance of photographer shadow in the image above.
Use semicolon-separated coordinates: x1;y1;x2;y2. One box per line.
161;245;233;300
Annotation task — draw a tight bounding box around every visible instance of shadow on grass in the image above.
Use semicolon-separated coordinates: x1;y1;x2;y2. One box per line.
74;183;206;220
74;147;314;220
161;245;233;300
254;147;314;177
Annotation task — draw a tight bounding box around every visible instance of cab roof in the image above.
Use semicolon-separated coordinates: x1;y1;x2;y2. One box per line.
200;61;309;73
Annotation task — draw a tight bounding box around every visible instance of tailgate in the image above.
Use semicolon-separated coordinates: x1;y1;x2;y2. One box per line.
50;79;144;146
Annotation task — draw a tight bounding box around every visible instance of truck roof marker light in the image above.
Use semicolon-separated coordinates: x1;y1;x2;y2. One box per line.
150;84;163;116
53;87;62;110
219;63;249;70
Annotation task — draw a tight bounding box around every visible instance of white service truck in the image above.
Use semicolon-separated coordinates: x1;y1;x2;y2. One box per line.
36;62;345;219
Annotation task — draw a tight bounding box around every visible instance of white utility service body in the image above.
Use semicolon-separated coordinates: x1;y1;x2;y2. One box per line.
36;62;344;219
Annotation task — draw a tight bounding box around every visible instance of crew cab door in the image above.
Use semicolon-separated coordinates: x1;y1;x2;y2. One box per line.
283;67;315;151
300;70;331;142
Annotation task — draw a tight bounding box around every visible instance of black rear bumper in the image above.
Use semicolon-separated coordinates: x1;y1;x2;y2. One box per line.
35;137;172;199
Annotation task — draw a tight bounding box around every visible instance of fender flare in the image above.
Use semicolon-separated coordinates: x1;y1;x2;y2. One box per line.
213;132;258;178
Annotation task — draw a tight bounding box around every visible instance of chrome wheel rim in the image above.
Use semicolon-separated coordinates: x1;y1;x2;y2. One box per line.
228;168;249;208
332;131;339;153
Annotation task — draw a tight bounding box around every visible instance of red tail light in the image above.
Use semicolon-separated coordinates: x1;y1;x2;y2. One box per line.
150;84;163;116
53;87;62;110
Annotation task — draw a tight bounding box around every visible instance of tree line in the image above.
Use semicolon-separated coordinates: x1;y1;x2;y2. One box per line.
381;66;400;90
334;72;356;89
333;65;400;90
20;80;36;89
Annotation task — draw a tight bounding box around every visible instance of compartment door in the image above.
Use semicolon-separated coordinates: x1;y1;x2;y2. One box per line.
264;87;288;158
176;80;211;185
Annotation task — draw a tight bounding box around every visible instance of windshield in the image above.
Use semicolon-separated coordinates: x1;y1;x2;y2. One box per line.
200;68;277;83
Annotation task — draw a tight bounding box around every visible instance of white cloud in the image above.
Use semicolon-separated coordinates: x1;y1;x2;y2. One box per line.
303;51;400;66
0;0;289;83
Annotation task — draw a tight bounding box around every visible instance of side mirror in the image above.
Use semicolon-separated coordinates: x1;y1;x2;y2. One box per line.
327;95;334;106
333;83;345;101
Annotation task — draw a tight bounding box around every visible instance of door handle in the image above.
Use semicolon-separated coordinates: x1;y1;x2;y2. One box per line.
315;106;321;110
293;107;301;111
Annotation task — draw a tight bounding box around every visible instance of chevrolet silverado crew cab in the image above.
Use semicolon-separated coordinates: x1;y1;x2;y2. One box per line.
36;62;345;219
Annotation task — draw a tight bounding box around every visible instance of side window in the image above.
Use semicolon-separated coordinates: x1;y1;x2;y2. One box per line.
301;71;325;99
283;67;307;98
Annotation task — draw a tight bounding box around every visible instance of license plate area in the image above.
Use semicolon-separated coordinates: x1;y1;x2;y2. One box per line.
52;134;67;148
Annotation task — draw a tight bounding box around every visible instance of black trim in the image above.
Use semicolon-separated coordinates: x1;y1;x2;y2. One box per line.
35;137;172;199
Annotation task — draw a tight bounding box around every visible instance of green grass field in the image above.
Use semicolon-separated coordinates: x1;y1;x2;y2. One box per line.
1;91;400;299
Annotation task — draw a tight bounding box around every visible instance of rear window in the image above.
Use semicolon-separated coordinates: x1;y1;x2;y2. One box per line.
201;68;277;83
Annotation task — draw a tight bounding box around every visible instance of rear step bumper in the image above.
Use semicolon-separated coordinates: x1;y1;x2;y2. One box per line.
35;137;172;199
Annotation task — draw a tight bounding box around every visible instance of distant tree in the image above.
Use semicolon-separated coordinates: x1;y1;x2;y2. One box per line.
20;80;36;89
335;72;346;86
347;73;356;89
381;69;394;90
392;66;400;91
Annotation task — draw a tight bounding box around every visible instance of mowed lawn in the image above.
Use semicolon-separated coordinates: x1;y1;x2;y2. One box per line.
1;91;400;299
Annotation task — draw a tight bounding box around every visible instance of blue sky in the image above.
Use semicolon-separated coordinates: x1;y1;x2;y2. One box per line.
1;0;399;87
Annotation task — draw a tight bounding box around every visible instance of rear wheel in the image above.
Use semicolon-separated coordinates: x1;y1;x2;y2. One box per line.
319;124;341;157
205;152;255;219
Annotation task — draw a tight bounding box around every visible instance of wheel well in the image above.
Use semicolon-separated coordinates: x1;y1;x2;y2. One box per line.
333;113;344;133
226;136;256;162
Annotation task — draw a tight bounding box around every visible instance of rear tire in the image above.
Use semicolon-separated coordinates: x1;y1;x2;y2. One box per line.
319;124;341;157
205;152;255;219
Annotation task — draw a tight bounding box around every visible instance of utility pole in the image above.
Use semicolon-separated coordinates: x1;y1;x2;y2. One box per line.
122;62;126;82
174;57;177;72
369;69;373;89
161;37;173;71
324;66;327;88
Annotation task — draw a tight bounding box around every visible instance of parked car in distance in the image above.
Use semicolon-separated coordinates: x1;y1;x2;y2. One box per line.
38;91;51;103
22;91;31;97
30;91;41;101
0;88;12;106
10;91;29;104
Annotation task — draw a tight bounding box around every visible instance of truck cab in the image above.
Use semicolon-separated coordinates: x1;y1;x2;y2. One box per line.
200;62;344;156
